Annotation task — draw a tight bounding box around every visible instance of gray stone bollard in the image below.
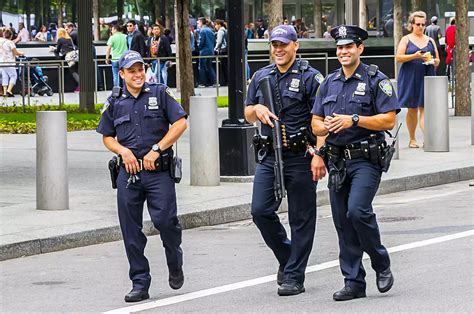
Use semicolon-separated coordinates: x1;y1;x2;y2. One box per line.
424;76;449;152
36;111;69;210
471;73;474;145
390;79;400;159
190;96;220;186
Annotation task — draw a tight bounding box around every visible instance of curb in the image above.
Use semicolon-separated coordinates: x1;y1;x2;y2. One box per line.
1;166;473;261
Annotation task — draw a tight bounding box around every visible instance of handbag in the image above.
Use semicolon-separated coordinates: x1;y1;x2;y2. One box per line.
65;39;79;67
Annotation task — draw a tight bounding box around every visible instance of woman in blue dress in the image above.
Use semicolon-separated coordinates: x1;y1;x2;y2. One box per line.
396;11;440;148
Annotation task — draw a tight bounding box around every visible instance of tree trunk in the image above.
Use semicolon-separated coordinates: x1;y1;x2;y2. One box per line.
410;0;422;11
454;0;471;116
93;0;100;41
152;0;160;24
314;0;322;38
268;0;283;30
394;0;403;80
174;0;180;92
117;0;124;24
166;1;172;30
359;0;367;29
34;0;42;27
176;0;194;114
57;1;64;27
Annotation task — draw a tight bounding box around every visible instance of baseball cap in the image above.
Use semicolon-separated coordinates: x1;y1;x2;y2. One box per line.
269;25;297;44
119;50;145;69
431;16;438;23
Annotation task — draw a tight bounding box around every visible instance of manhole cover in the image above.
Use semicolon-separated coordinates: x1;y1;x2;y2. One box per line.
378;216;421;223
32;281;66;286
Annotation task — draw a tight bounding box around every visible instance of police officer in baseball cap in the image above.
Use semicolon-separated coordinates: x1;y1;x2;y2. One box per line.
97;50;188;302
245;24;326;296
312;25;399;301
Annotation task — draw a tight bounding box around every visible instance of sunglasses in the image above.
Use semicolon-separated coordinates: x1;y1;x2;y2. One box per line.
414;23;425;27
127;25;134;27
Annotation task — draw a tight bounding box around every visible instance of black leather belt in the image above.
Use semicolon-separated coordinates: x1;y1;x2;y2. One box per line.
327;142;385;160
118;152;172;172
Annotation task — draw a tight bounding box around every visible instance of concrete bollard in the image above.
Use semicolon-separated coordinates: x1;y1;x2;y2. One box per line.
390;79;400;159
36;111;69;210
471;73;474;145
424;76;449;152
190;96;220;186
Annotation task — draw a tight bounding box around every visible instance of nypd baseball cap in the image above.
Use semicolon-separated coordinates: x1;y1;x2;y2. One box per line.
330;25;368;46
119;50;145;69
269;25;297;44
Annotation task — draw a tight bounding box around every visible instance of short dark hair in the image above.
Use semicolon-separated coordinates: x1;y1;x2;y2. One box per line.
66;22;75;29
112;24;121;32
215;19;225;27
198;17;207;25
127;20;136;26
3;28;12;39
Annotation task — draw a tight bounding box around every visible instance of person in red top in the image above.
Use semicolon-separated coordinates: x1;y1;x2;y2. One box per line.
445;17;456;66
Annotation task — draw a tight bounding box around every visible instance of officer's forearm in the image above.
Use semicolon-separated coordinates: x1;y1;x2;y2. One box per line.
103;136;129;155
311;115;328;136
358;112;396;131
157;117;187;151
316;135;327;149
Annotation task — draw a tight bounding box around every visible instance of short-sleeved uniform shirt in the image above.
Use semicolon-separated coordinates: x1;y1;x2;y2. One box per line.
246;60;325;138
311;62;400;146
97;82;187;159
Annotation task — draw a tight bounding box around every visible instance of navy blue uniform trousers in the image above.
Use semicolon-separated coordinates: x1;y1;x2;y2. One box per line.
251;151;317;284
329;158;390;291
117;167;183;291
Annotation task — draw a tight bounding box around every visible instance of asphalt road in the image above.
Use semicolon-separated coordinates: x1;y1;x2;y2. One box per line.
1;181;473;313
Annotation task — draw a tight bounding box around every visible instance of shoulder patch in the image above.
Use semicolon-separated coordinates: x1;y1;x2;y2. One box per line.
378;79;393;97
165;87;177;100
101;100;111;114
315;73;325;84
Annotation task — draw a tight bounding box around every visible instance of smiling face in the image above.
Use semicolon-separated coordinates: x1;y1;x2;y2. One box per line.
270;40;299;69
119;63;145;93
336;42;364;68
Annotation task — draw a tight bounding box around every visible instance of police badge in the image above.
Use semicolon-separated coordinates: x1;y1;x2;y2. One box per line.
289;78;300;92
148;97;159;110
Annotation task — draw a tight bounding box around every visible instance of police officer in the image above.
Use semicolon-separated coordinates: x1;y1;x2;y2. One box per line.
311;25;399;301
97;50;187;302
244;25;326;296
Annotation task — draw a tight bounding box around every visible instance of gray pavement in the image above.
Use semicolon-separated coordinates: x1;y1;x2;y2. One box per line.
0;103;473;261
0;181;472;313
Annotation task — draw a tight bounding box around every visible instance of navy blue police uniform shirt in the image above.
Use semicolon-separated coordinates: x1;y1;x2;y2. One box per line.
246;60;324;137
311;63;400;146
97;82;187;159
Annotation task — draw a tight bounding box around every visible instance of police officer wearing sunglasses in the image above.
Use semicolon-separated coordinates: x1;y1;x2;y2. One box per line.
311;25;400;301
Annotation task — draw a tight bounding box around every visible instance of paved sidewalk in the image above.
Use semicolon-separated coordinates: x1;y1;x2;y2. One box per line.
0;108;473;261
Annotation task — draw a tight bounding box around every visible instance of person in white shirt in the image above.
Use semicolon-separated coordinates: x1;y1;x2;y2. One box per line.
35;25;48;42
14;22;30;43
1;28;25;96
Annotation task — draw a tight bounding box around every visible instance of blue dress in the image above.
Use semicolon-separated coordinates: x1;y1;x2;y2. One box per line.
398;39;436;108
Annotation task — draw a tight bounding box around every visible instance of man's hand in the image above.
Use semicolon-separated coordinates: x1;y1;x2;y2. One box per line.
254;104;278;128
105;58;110;65
119;147;140;174
143;150;160;171
311;155;326;181
324;114;353;133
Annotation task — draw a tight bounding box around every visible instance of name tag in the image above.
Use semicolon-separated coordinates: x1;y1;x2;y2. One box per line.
354;91;365;96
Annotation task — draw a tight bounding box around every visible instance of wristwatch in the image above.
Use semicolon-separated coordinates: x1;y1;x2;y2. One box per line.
152;143;162;154
352;114;360;127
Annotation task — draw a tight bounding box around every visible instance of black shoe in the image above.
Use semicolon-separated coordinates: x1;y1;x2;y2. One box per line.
277;266;285;286
277;280;305;296
376;267;394;293
124;289;149;302
333;286;366;301
169;268;184;290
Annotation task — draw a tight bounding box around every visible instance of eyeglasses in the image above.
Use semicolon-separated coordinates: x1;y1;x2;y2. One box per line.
127;25;134;27
414;23;425;27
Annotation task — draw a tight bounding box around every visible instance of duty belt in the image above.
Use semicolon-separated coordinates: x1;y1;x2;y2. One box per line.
326;142;386;161
119;152;172;172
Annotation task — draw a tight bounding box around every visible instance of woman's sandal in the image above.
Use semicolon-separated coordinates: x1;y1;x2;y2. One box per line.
409;141;420;148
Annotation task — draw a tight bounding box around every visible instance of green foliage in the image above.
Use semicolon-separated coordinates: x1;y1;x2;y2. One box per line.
0;106;102;134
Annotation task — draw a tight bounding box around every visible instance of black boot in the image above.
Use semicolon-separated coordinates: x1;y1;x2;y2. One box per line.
169;268;184;290
124;289;149;302
277;280;305;296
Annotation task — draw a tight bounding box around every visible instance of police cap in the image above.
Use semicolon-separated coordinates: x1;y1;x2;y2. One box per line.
330;25;369;46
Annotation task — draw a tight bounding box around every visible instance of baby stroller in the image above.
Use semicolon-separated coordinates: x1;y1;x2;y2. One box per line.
18;57;54;96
